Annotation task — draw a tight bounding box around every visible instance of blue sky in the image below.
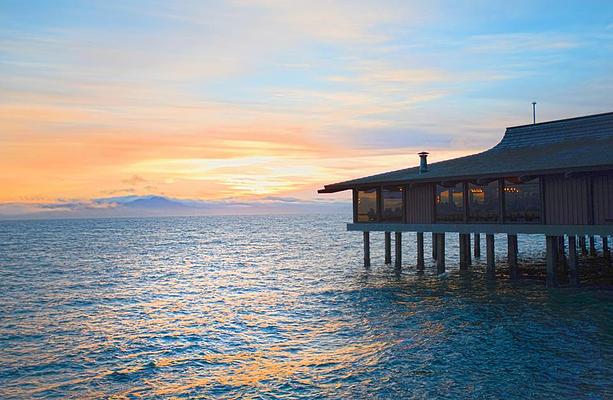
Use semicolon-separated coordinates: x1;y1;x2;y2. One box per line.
0;1;612;216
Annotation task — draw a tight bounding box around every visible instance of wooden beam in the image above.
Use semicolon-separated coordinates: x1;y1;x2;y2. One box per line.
508;234;518;280
384;232;391;264
363;232;370;268
568;235;579;287
416;232;425;272
474;233;481;257
486;234;495;279
347;223;613;236
394;232;402;269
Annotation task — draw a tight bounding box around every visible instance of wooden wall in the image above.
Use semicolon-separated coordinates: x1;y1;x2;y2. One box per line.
593;173;613;224
406;183;434;224
543;175;591;225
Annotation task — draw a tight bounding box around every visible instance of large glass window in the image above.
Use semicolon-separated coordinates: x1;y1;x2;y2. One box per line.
381;186;403;222
357;188;378;222
468;181;500;222
436;183;464;222
504;178;541;223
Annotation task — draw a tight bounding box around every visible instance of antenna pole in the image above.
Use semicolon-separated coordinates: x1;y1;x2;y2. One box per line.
532;102;537;124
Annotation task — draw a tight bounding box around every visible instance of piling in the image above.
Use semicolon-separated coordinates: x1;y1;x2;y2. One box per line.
416;232;425;272
436;233;445;274
459;233;468;271
546;235;558;288
486;234;495;279
394;232;402;269
589;236;596;257
568;236;579;287
465;234;472;267
579;235;588;256
384;232;391;264
508;234;518;280
474;233;481;258
363;232;371;268
432;233;438;260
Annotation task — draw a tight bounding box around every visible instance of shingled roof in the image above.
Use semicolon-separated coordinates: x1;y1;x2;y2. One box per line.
319;111;613;193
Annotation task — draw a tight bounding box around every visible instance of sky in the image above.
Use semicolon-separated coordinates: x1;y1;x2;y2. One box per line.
1;1;612;216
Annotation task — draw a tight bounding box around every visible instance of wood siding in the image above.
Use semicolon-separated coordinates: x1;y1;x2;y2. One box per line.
593;173;613;224
543;175;590;225
407;184;434;224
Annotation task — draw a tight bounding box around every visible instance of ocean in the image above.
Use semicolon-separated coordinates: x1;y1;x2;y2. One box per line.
1;214;612;399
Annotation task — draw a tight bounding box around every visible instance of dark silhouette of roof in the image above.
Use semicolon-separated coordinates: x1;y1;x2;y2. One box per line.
319;111;613;193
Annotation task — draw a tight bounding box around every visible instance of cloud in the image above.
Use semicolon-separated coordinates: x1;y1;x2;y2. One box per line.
122;175;148;185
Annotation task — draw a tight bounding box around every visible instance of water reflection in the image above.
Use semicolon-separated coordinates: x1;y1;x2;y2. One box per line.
0;216;611;399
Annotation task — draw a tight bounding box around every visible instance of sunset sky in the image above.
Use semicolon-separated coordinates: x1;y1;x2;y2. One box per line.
1;1;612;213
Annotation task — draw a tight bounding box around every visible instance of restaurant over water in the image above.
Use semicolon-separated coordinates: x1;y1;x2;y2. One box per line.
319;112;613;287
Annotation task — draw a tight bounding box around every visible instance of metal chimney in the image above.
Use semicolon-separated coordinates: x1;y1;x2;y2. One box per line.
418;152;429;174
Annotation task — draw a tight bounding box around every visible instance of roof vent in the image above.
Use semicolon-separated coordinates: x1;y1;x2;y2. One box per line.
418;151;429;174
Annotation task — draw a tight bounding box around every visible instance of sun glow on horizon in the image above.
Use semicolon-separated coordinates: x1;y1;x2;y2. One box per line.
1;1;612;212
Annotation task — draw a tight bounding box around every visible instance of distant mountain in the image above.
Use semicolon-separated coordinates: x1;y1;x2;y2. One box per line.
0;195;350;219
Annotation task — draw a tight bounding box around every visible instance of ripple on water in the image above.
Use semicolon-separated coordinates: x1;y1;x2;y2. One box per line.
0;215;612;399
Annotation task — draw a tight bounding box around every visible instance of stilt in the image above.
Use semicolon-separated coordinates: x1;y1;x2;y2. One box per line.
436;233;445;274
508;234;518;280
416;232;425;272
394;232;402;269
432;232;438;260
465;234;472;267
589;236;596;257
459;233;468;271
602;236;609;259
558;235;567;278
579;235;588;256
486;234;495;279
384;232;391;264
558;236;566;259
474;233;481;258
546;235;558;288
363;232;371;268
568;235;579;287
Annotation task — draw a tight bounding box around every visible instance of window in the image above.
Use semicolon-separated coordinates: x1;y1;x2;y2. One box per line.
468;181;500;222
356;189;378;222
504;178;541;223
381;186;404;222
436;183;464;222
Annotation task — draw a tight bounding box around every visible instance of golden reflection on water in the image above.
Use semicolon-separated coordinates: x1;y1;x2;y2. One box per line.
2;216;612;399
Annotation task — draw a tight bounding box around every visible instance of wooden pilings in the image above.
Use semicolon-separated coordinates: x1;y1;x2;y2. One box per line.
546;235;558;288
474;233;481;258
568;235;578;287
589;236;597;257
486;234;495;279
384;232;392;264
436;233;445;274
432;232;438;260
508;234;518;280
579;236;588;256
363;232;370;268
603;236;610;262
394;232;402;269
459;233;471;271
416;232;425;272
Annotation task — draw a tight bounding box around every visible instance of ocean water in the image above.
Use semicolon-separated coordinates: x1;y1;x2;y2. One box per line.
0;214;612;399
